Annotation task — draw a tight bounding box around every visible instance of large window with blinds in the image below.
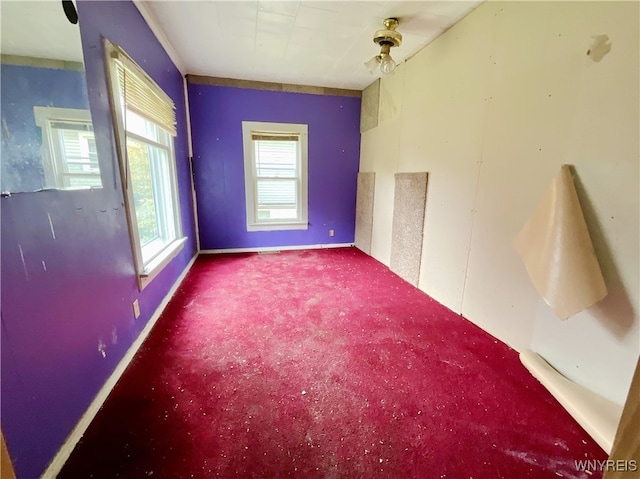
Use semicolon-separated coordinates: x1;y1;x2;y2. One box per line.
105;40;184;288
242;121;308;231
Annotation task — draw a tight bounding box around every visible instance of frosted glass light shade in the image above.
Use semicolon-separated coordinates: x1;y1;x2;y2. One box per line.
379;53;396;74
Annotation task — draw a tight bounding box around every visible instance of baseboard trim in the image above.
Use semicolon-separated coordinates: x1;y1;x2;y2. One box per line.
201;243;355;254
41;254;198;479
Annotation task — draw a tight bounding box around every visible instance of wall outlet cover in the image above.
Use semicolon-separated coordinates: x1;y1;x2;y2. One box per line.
132;299;140;319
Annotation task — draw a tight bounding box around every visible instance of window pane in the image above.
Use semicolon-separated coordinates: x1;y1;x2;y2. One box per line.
127;137;159;246
257;207;298;220
125;109;170;146
148;144;177;241
256;178;298;220
53;125;102;188
257;178;296;205
68;176;102;188
59;131;99;172
254;140;296;178
127;130;177;264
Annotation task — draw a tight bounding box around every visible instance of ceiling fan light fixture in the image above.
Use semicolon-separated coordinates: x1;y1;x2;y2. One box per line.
366;18;403;75
364;55;381;74
379;53;396;74
373;18;402;48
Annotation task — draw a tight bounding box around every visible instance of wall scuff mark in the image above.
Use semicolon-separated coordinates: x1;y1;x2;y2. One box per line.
587;35;612;62
47;213;56;239
17;244;28;280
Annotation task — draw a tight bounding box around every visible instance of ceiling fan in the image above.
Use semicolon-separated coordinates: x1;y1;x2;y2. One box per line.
365;18;403;75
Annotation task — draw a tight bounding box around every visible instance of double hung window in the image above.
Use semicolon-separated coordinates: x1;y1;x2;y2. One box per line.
242;121;308;231
105;40;184;287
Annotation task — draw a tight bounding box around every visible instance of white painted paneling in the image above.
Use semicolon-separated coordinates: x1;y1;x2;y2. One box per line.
361;0;639;406
462;2;639;404
359;119;401;267
397;5;495;313
378;65;406;125
528;2;640;406
461;1;565;350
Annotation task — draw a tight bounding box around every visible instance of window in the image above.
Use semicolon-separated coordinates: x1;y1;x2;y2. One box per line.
242;121;308;231
34;106;102;189
105;40;184;288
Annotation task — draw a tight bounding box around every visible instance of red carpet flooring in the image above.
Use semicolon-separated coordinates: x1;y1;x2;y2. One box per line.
59;248;606;479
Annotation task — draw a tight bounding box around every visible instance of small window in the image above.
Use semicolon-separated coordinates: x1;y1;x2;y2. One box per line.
105;40;184;288
33;106;102;189
242;121;308;231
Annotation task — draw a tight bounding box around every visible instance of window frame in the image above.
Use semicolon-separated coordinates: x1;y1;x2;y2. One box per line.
104;39;185;290
241;121;308;232
33;106;102;189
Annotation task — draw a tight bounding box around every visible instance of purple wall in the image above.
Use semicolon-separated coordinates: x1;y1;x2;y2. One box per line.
188;83;361;250
0;2;196;478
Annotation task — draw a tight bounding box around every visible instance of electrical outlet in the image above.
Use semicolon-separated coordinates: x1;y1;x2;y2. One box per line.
132;299;140;319
329;229;335;237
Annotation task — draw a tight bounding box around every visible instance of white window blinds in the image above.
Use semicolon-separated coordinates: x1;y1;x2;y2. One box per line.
252;134;299;209
111;49;177;136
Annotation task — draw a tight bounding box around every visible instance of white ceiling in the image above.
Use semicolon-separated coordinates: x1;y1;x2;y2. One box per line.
1;1;84;62
0;1;482;90
143;1;482;90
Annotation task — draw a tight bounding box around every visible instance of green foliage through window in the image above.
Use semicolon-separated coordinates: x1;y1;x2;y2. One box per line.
127;138;158;245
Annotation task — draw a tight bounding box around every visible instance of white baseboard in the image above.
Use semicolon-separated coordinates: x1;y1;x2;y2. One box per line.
41;254;198;479
520;349;623;454
201;243;355;254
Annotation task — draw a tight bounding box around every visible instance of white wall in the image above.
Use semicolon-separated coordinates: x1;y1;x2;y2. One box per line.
359;1;639;406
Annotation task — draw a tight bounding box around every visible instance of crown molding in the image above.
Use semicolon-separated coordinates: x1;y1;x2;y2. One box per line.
132;0;186;75
187;75;362;98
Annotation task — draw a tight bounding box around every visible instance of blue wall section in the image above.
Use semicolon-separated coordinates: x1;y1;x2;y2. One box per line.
0;1;196;477
0;64;90;192
188;83;361;250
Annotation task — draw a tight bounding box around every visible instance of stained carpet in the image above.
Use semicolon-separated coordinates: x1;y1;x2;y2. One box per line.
59;248;606;479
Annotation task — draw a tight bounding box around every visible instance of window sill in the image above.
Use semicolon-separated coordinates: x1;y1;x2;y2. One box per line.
247;222;308;232
138;237;187;290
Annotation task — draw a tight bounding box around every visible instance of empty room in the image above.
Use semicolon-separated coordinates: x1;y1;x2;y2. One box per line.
1;1;638;478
